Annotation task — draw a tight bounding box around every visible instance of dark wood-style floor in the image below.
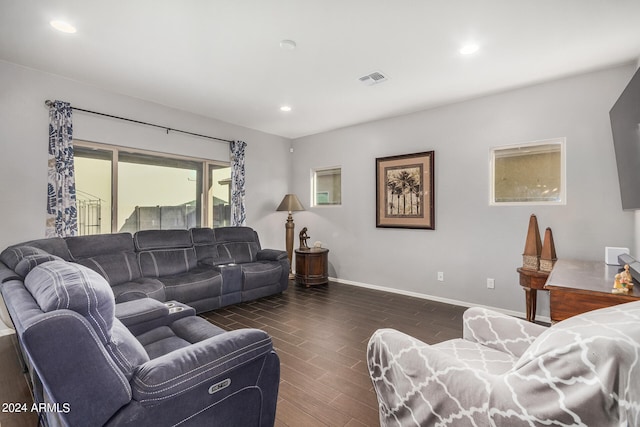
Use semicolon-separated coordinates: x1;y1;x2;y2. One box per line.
1;281;465;427
202;280;466;427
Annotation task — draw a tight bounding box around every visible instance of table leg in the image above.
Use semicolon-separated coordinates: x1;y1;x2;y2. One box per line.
524;287;538;322
530;289;537;323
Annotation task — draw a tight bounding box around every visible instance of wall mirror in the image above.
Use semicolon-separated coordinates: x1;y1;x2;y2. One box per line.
490;138;566;205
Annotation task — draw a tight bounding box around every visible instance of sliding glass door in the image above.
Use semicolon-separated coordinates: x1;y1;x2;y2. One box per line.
74;141;229;235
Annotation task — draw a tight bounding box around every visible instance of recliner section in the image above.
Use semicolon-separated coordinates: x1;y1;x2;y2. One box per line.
1;259;280;426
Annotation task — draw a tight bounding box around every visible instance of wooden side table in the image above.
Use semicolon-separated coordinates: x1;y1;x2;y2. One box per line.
544;259;640;323
295;248;329;287
517;267;549;322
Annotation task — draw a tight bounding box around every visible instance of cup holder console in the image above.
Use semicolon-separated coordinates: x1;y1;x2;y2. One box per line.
168;306;184;314
165;302;176;308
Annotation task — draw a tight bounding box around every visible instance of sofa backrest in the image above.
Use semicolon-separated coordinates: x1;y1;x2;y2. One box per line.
66;233;143;286
190;227;220;261
0;237;71;270
134;230;197;277
212;226;261;264
507;300;640;426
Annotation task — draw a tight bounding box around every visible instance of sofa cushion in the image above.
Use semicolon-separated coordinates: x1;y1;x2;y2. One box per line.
138;248;198;277
15;254;62;277
190;227;220;261
241;262;283;291
66;233;135;258
111;278;166;303
134;229;193;251
136;326;192;359
76;252;143;286
24;261;115;345
0;246;50;270
6;238;71;261
212;227;262;264
213;226;260;245
217;242;259;264
190;227;215;245
158;268;222;305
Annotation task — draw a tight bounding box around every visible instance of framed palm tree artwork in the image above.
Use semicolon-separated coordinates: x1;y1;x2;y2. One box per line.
376;151;435;229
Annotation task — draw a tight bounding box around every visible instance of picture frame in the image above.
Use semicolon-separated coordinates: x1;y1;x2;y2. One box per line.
376;151;435;229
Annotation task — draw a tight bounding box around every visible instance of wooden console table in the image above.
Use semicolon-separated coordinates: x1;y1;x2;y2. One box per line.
294;247;329;287
517;267;550;323
544;259;640;322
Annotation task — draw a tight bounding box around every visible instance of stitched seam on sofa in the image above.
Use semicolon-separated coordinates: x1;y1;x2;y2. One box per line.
123;254;134;281
78;266;112;344
247;243;254;262
135;338;271;394
38;266;68;311
171;386;261;426
107;342;135;374
25;312;132;399
117;287;164;300
88;258;111;284
242;266;281;275
220;245;232;259
165;277;218;288
150;253;160;277
116;305;166;320
136;351;268;403
182;249;189;272
41;262;112;344
255;350;269;385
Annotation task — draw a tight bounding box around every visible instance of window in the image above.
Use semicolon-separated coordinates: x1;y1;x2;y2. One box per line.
312;167;341;206
74;141;229;235
490;138;566;205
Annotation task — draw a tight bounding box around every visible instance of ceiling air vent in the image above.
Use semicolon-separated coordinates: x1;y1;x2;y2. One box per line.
358;71;389;86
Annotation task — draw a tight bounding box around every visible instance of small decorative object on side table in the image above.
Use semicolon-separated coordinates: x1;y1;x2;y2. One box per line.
295;246;329;287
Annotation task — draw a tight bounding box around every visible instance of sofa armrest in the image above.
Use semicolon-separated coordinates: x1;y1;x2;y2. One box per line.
198;256;235;267
131;329;274;406
115;299;196;335
462;307;548;358
368;328;492;426
257;249;288;262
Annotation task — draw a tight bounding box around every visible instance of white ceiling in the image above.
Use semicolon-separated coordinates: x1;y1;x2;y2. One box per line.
2;1;640;139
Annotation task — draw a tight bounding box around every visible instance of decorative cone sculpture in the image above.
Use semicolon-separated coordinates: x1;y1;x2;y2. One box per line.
540;227;557;272
522;214;542;271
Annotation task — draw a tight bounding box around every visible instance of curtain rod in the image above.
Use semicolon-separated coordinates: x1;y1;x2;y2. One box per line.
44;100;233;144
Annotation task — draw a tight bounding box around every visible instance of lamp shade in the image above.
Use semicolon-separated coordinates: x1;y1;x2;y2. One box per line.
276;194;305;212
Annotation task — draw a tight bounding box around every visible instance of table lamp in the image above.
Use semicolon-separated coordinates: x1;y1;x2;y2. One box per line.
276;194;305;277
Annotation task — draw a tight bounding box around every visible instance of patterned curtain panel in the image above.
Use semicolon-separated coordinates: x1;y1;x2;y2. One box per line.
230;140;247;226
46;100;78;237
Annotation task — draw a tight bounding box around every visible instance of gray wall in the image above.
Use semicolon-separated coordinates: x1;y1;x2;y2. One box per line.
0;60;291;250
291;63;637;318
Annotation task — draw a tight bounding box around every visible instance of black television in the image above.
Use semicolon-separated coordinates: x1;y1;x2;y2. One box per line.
610;66;640;210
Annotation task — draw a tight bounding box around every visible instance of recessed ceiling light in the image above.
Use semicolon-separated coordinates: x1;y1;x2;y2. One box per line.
50;20;77;34
280;106;292;112
279;40;297;50
459;43;479;55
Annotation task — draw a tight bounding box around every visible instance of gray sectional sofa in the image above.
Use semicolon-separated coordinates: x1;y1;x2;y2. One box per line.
0;226;287;426
1;226;289;314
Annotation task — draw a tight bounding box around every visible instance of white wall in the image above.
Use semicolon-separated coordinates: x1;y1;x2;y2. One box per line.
291;63;637;317
0;60;291;250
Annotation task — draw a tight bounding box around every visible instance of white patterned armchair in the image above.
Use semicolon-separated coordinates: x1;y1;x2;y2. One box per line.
367;302;640;426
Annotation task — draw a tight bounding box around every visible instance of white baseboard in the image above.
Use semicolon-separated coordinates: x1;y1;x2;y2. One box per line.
329;276;551;324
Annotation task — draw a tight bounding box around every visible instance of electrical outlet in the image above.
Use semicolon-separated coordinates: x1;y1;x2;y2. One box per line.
487;278;495;289
437;272;444;282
